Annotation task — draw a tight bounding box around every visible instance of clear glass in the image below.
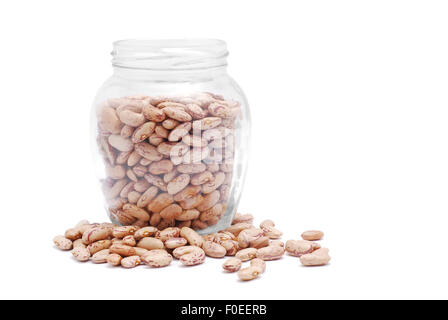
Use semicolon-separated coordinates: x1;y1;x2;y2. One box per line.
91;39;250;234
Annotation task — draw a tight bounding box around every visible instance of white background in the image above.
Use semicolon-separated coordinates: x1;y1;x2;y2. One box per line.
0;0;447;300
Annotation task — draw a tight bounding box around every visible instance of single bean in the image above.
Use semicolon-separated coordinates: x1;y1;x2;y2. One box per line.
108;135;134;152
167;174;190;195
220;240;239;256
203;241;226;258
107;253;122;266
109;244;136;257
173;246;206;266
176;209;200;222
226;223;253;236
256;246;285;261
134;226;158;240
262;225;283;239
131;121;155;143
180;227;204;247
98;106;122;134
134;247;149;257
72;246;91;262
164;237;187;249
122;235;136;247
137;237;164;250
300;248;331;266
121;255;141;268
259;219;275;229
87;239;112;255
222;258;242;272
141;250;173;268
285;240;318;257
235;248;258;261
146;193;174;213
82;226;112;245
158;227;181;242
301;230;324;241
64;228;82;241
92;249;110;264
237;228;264;249
122;204;150;222
112;226;137;239
118;109;145;127
73;239;86;248
250;258;266;273
238;266;261;281
160;204;183;220
250;236;270;249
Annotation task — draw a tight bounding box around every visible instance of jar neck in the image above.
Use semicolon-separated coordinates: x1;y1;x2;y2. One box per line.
113;65;228;82
111;39;229;81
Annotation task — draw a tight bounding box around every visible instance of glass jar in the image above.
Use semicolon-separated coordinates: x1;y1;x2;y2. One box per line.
91;39;250;234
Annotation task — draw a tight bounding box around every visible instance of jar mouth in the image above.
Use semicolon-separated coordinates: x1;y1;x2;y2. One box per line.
111;38;228;71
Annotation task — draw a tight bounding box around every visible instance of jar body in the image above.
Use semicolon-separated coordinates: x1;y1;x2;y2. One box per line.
92;63;250;234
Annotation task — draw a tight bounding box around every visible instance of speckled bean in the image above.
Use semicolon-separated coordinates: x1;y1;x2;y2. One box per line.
121;255;141;268
238;266;261;281
180;227;204;247
107;253;122;266
237;228;264;249
137;237;164;250
300;248;331;266
285;240;319;257
164;237;187;249
203;241;226;258
250;236;270;249
134;247;149;256
112;226;137;239
235;248;258;261
87;239;112;255
226;223;253;236
109;244;136;257
82;226;112;245
53;236;73;250
222;258;242;272
92;249;110;264
259;219;275;228
132;121;155;143
141;250;173;268
262;225;283;239
73;239;86;248
158;227;181;242
72;246;91;262
108;135;134;152
250;258;266;273
172;246;206;266
232;213;254;225
134;226;158;240
167;174;190;195
301;230;324;241
122;203;150;222
220;240;239;256
122;235;136;247
147;193;174;213
256;245;285;261
64;228;82;241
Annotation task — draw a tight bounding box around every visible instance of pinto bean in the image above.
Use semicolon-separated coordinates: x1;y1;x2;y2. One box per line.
301;230;324;241
222;258;242;272
300;248;331;266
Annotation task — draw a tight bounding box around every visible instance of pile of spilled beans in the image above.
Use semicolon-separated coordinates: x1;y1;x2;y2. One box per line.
54;213;330;281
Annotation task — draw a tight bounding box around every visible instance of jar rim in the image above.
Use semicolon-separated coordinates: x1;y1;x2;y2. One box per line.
111;38;228;71
113;38;226;49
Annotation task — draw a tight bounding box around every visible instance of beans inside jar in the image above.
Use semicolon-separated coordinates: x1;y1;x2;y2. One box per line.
96;93;241;231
